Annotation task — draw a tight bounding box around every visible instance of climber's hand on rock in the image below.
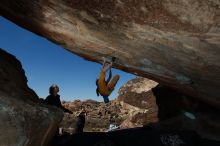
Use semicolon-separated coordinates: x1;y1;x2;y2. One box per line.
102;57;106;63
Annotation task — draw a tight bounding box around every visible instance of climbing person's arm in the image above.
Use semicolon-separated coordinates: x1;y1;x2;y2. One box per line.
106;69;112;84
102;57;107;70
103;62;113;74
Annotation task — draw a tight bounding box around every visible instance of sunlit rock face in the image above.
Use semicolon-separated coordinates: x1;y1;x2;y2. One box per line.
0;49;63;146
118;77;159;128
118;77;220;141
0;0;220;106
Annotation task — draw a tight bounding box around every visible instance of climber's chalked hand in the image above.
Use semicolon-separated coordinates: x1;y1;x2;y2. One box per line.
102;56;117;64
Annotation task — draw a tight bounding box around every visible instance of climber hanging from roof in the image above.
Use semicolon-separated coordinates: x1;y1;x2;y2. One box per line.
96;57;120;103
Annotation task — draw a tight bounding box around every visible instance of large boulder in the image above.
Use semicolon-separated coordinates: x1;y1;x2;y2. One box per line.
118;77;220;141
0;0;220;107
118;77;158;109
118;77;159;128
0;49;63;146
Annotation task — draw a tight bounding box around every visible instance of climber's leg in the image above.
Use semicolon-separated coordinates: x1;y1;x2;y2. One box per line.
101;57;107;70
103;95;110;103
107;75;120;90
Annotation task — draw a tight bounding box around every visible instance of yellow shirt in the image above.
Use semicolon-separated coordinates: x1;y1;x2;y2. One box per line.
98;71;111;96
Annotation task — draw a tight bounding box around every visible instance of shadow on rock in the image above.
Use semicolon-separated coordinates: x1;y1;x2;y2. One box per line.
52;125;220;146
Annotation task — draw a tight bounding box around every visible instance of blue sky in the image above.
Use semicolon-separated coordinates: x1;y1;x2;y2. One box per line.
0;17;135;101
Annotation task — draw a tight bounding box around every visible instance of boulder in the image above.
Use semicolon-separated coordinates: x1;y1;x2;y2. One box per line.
118;77;159;128
0;49;63;146
118;77;158;109
0;0;220;107
118;78;220;141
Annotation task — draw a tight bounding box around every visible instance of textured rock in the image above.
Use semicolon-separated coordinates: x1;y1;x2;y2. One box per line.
152;85;220;141
0;0;220;107
61;99;126;132
118;77;158;108
118;78;220;140
118;78;159;128
0;49;63;146
158;113;220;141
52;127;206;146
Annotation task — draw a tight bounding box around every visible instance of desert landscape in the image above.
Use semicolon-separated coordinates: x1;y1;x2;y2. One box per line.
0;0;220;146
